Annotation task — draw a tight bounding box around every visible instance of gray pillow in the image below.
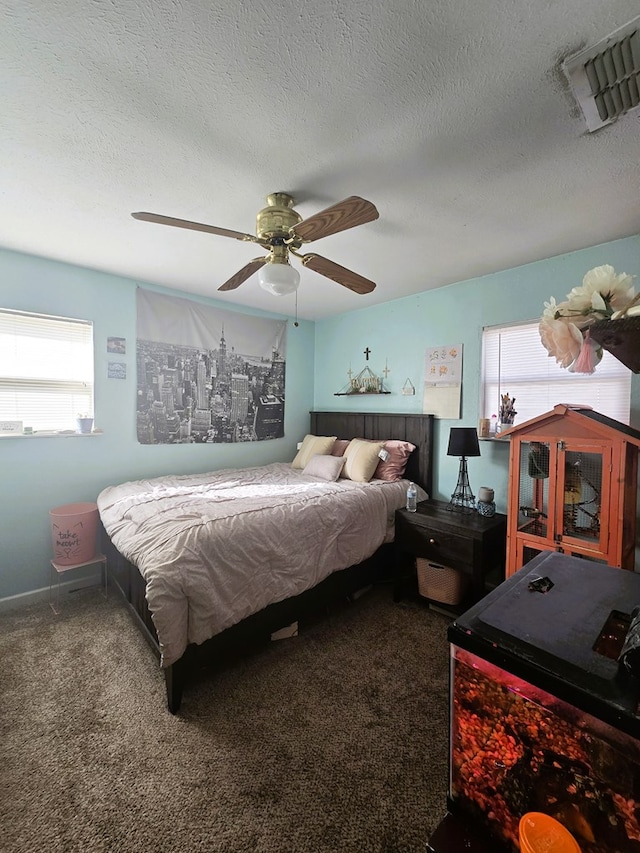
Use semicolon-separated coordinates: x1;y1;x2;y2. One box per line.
302;454;346;481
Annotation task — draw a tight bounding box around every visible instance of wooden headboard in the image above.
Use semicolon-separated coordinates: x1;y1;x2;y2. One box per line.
309;411;434;496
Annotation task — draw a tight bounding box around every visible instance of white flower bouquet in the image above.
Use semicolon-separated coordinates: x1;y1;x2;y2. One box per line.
539;265;637;373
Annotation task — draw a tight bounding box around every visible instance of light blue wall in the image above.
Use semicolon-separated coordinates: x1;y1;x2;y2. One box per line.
2;236;639;600
0;248;314;599
314;236;640;508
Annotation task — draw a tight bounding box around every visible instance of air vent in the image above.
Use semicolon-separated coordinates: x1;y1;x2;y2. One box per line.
563;16;640;131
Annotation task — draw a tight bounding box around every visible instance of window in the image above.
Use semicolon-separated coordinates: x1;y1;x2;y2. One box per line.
0;308;94;432
481;320;631;426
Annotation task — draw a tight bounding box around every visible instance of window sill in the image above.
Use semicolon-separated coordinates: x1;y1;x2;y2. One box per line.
0;430;104;439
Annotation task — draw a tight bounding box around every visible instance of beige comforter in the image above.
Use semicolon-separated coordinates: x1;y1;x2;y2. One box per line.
97;462;423;666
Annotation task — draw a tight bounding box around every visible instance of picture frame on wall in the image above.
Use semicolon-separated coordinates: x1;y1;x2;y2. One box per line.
107;336;126;354
108;362;126;380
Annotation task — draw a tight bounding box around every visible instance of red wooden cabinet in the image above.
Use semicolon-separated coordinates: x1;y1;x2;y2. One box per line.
499;405;640;577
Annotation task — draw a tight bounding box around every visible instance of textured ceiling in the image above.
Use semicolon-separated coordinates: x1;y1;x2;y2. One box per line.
2;0;639;320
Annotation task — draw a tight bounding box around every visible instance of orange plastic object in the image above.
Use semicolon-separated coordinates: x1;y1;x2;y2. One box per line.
519;812;582;853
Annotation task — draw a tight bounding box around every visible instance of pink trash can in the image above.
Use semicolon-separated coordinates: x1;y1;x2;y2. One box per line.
49;502;99;566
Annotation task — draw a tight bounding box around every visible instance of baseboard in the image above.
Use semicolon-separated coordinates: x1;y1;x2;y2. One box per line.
0;569;104;613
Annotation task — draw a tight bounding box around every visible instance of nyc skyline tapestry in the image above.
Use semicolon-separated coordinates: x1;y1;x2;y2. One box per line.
136;288;287;444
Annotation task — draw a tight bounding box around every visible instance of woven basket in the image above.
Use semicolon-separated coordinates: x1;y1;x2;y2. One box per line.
416;558;468;605
590;316;640;373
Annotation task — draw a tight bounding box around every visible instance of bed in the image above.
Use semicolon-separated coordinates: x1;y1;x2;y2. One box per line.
99;411;434;712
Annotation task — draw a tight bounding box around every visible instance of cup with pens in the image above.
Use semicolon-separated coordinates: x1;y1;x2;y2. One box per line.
497;393;517;433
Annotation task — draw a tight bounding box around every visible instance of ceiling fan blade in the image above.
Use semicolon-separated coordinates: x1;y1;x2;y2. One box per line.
132;211;260;243
293;196;379;243
218;257;267;291
301;253;376;295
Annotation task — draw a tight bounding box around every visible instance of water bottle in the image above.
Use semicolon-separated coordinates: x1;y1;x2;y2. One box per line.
406;481;417;512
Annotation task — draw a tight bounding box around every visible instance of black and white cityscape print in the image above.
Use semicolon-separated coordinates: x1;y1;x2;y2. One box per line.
136;288;287;445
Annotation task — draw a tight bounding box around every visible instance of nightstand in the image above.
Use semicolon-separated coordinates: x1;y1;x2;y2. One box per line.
394;499;507;610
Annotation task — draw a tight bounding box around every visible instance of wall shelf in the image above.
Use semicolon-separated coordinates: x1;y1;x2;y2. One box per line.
334;364;390;396
334;391;391;396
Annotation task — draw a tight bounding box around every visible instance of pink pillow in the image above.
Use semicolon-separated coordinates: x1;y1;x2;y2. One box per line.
374;440;416;481
331;439;350;457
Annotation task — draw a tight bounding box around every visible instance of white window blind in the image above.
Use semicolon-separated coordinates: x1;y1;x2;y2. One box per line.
481;321;631;426
0;308;94;431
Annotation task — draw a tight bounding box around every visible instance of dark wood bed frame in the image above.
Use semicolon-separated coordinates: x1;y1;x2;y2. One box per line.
101;411;434;713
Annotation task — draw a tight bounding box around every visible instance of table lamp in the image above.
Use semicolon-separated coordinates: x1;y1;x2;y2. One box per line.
447;427;481;512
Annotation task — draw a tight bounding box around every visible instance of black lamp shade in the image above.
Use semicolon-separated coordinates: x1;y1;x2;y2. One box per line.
447;427;481;458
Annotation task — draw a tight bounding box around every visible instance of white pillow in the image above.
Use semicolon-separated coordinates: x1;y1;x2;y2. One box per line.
302;454;346;481
341;439;386;482
292;434;337;469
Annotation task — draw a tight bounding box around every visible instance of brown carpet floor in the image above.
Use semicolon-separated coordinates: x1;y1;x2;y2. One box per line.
0;583;451;852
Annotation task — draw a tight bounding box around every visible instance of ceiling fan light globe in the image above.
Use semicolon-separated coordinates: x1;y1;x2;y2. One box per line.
258;263;300;296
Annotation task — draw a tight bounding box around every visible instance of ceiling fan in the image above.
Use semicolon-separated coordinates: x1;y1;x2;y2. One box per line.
131;193;379;296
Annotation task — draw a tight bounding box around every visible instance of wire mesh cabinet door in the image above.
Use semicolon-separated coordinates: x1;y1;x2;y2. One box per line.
509;440;612;572
555;441;611;560
508;439;556;572
517;441;552;541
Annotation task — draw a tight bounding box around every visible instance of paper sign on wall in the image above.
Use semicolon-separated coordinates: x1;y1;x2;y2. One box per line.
423;343;462;419
424;343;462;383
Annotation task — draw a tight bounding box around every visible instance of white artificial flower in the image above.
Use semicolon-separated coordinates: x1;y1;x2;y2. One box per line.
581;264;635;312
543;298;588;326
613;304;640;319
542;296;559;319
565;285;596;313
540;265;636;373
539;317;583;368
